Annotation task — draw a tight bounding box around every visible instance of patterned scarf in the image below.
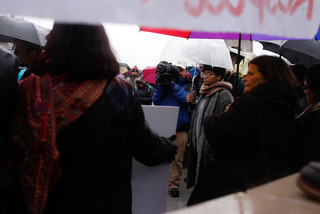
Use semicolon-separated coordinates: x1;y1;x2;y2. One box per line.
10;72;108;214
200;81;232;97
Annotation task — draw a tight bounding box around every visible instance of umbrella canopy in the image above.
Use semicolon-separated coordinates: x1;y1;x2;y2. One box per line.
160;38;233;71
228;46;245;62
142;66;156;84
0;15;50;46
1;1;320;40
259;40;284;55
259;40;320;67
140;26;320;41
282;40;320;67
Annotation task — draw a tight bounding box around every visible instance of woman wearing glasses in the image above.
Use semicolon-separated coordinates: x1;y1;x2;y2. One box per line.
293;64;320;172
186;64;233;190
188;55;298;206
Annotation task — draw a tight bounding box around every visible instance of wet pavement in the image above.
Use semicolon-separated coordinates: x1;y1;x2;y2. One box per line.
166;168;194;212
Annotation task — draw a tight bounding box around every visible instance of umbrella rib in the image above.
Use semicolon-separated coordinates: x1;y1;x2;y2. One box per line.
187;31;192;40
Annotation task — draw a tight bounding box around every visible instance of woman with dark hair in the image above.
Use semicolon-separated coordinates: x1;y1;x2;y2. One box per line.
0;23;176;214
292;64;320;172
186;65;233;189
187;55;298;206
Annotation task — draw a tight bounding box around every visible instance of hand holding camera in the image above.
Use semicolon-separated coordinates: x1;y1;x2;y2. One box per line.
155;61;180;86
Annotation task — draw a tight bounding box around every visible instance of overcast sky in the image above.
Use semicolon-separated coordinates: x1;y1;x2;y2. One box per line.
23;16;267;70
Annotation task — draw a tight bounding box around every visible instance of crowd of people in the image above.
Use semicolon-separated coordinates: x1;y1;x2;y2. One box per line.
0;22;320;214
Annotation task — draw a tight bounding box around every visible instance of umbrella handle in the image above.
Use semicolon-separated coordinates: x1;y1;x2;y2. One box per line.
190;75;196;93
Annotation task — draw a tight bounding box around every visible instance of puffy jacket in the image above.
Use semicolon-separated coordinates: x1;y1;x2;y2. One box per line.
134;79;154;105
152;78;190;131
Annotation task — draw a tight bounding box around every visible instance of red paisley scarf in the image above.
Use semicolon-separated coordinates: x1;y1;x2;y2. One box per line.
10;72;108;214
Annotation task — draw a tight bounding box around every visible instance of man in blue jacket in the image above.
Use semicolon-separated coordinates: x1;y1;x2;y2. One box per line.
153;62;192;197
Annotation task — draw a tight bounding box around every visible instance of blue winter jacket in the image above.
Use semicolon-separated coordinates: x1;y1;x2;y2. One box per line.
152;78;190;131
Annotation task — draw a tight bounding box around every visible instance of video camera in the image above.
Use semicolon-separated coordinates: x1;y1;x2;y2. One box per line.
155;61;180;86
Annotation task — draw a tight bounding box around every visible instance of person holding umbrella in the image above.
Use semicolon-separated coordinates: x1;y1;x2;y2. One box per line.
0;23;177;214
188;55;298;206
186;64;233;190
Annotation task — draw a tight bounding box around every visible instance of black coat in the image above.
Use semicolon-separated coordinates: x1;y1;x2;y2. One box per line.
188;84;297;205
226;72;245;98
134;81;154;105
292;104;320;172
38;77;176;213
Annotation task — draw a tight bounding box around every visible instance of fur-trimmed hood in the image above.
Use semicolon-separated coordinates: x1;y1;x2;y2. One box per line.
134;79;150;89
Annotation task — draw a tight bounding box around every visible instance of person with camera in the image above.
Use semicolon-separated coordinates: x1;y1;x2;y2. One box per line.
152;61;193;197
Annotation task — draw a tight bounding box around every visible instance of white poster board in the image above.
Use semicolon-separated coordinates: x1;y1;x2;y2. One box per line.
131;105;179;214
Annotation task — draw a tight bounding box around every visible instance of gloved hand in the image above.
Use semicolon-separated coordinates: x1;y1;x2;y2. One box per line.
168;135;176;142
155;73;161;85
160;135;177;163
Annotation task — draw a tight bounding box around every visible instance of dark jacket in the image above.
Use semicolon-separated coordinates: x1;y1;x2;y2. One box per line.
44;77;176;214
188;84;297;205
0;47;18;139
226;72;245;98
292;103;320;172
0;76;176;214
134;80;154;105
193;74;204;99
153;78;191;132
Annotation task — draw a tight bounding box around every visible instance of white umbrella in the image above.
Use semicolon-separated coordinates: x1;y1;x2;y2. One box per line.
159;38;233;71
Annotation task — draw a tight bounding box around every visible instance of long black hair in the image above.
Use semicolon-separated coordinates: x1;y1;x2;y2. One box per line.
36;23;119;80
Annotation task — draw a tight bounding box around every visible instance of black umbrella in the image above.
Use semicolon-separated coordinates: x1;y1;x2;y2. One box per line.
258;40;283;55
0;15;50;47
258;40;320;68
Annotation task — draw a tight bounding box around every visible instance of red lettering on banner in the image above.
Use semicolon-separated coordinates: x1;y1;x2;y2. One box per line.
184;0;313;24
141;0;150;5
291;0;313;19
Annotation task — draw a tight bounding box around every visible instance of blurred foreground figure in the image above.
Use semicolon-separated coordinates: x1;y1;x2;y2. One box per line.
0;46;18;140
0;23;176;214
188;55;298;206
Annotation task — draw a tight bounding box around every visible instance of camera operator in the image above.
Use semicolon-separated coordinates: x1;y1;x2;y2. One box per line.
153;61;194;198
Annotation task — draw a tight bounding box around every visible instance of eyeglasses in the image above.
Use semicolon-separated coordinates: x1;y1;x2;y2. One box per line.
203;73;216;77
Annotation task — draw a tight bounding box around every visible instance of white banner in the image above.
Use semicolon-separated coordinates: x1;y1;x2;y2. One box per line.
0;0;319;39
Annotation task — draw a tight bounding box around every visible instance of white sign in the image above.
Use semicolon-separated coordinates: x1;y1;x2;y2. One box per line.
131;105;179;214
0;0;319;39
